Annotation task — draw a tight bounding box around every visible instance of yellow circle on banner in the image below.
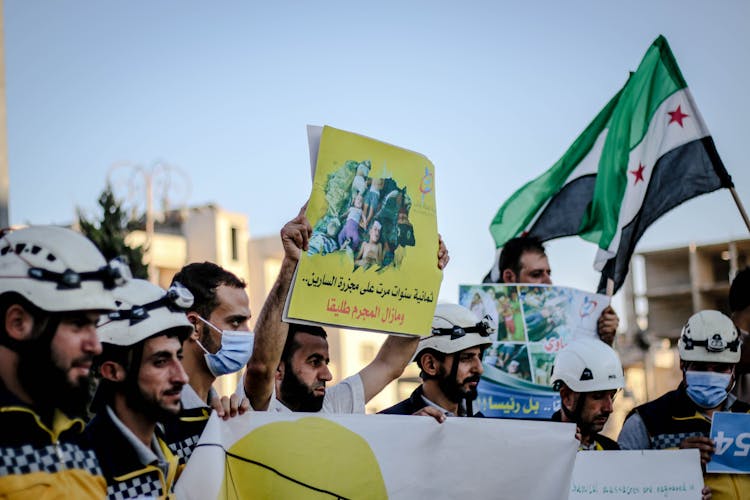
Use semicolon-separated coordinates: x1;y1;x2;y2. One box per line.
221;417;387;499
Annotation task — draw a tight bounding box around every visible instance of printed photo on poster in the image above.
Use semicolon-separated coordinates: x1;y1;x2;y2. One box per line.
307;161;416;272
459;283;610;419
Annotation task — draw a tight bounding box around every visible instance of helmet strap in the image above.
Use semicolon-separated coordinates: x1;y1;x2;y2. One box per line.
447;352;470;416
448;351;460;380
573;393;597;439
465;397;474;417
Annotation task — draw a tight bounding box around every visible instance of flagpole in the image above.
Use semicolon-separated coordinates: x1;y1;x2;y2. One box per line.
729;187;750;234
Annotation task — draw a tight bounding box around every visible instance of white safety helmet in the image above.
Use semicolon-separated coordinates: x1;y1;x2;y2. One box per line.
97;279;194;347
551;337;624;393
414;303;493;364
678;310;741;364
0;226;127;312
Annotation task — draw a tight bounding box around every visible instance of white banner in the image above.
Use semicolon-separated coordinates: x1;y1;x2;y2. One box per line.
570;450;703;499
176;412;578;499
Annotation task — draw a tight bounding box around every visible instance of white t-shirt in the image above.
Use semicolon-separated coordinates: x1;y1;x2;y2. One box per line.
241;374;366;414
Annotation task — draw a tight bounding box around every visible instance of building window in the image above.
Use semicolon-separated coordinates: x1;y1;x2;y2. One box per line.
230;227;239;261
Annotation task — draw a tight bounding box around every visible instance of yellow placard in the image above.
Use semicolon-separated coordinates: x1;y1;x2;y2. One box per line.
284;126;442;336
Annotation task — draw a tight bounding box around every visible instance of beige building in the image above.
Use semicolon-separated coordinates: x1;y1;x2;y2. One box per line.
126;204;250;291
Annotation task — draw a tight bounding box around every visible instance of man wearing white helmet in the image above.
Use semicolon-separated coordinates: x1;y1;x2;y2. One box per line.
0;226;128;498
550;336;624;450
618;310;749;499
83;279;193;498
380;303;493;419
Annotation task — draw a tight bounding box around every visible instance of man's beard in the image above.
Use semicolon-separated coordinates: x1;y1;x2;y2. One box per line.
562;394;607;437
580;409;609;436
279;363;324;412
436;366;481;404
582;417;605;435
17;321;91;419
123;376;182;424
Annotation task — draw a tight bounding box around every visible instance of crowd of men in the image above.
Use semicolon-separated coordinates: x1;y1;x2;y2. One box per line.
0;212;747;498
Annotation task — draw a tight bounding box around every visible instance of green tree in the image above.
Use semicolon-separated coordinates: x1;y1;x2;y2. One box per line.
78;184;149;279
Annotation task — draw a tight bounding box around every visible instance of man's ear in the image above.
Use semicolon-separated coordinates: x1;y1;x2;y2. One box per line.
99;360;126;382
501;269;517;284
5;304;35;342
560;385;577;411
275;362;284;382
420;353;441;377
186;312;201;339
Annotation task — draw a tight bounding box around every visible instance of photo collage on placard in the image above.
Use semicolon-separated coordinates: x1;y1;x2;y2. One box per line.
308;160;415;272
459;284;594;388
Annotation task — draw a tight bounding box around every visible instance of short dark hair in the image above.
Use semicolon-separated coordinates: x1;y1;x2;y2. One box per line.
171;262;246;318
281;323;327;365
496;236;546;283
730;267;750;313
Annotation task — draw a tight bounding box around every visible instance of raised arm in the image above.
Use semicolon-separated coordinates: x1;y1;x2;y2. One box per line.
243;204;311;410
358;334;419;403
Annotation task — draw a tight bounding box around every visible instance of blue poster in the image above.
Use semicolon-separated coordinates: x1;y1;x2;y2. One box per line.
708;412;750;474
459;284;609;419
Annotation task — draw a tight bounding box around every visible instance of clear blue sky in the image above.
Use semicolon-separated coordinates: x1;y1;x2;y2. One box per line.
5;1;750;307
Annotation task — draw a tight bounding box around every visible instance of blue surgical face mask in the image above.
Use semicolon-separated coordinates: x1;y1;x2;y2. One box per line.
684;370;732;409
195;316;255;377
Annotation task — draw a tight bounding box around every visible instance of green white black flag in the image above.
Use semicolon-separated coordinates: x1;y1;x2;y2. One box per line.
488;35;732;293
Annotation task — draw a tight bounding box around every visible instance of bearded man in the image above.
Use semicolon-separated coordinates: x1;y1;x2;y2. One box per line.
380;303;492;419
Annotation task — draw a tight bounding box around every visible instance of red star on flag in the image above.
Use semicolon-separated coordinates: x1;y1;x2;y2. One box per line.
630;163;645;184
668;105;689;127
